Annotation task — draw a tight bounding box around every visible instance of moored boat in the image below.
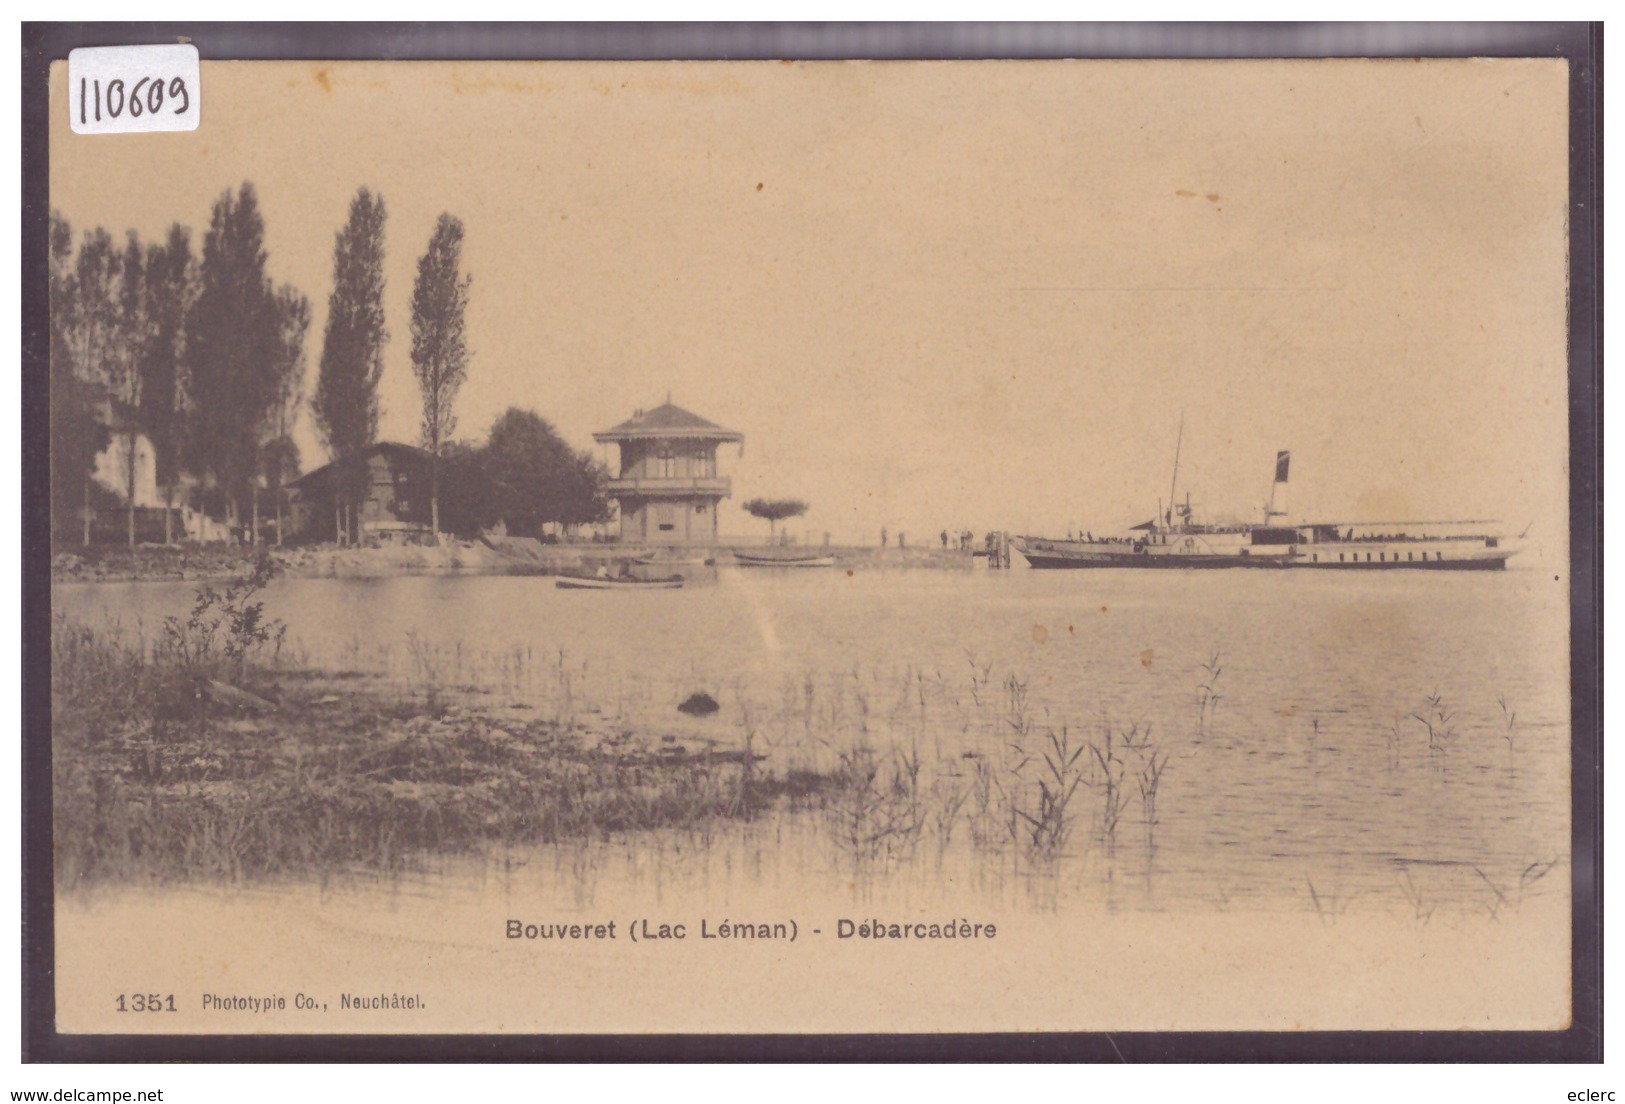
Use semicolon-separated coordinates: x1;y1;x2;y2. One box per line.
1015;429;1517;571
1014;532;1254;569
555;574;685;590
1013;527;1515;570
731;551;835;568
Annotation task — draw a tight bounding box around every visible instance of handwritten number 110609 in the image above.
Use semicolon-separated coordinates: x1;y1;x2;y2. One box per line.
79;76;190;124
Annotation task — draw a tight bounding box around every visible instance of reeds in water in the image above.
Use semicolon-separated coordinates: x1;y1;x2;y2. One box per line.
54;572;1554;920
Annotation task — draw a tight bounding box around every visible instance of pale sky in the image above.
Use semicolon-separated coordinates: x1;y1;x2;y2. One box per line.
49;59;1570;548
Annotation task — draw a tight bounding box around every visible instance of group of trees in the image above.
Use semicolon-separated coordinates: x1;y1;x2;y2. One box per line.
284;187;477;546
49;181;486;548
292;193;478;545
49;184;309;547
439;408;612;539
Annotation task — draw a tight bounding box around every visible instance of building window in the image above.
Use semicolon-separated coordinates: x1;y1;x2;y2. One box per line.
695;502;707;514
656;447;675;478
1339;553;1344;562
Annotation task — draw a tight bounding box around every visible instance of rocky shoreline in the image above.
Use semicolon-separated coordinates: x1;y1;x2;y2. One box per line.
51;541;980;583
50;542;509;583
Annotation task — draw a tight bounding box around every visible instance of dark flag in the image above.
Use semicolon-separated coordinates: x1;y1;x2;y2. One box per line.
1275;450;1291;483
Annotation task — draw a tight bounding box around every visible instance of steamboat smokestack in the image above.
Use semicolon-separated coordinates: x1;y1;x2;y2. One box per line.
1266;450;1290;521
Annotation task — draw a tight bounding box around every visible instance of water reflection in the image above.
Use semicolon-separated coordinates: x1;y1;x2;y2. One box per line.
54;566;1570;914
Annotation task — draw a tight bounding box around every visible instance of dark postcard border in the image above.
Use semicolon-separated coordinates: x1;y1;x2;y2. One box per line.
21;21;1602;1063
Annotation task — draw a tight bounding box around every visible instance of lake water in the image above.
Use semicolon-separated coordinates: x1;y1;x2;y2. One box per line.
54;563;1572;914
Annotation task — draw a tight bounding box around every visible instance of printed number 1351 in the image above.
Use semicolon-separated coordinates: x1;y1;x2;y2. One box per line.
115;993;176;1012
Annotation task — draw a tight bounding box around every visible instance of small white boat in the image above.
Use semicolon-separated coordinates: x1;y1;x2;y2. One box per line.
634;553;714;567
555;575;685;590
732;551;836;568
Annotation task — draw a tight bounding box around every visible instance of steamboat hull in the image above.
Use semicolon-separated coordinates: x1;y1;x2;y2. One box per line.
1018;549;1251;569
1288;553;1511;571
1015;541;1513;571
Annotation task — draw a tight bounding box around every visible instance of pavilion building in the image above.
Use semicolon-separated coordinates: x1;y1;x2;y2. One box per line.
593;400;744;545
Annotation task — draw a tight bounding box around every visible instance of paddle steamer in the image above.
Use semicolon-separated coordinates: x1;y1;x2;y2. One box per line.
1014;430;1516;571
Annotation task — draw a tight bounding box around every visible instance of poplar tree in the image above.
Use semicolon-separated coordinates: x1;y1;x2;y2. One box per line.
140;224;195;544
313;187;388;544
114;231;148;547
65;226;123;543
409;213;472;543
69;226;122;388
264;283;310;544
184;182;283;531
48;212;109;545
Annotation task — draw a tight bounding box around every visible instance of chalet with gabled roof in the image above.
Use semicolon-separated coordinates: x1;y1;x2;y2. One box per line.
284;442;434;544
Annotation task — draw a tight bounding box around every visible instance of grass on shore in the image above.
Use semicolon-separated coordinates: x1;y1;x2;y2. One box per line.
51;601;1154;889
53;634;826;885
51;561;837;887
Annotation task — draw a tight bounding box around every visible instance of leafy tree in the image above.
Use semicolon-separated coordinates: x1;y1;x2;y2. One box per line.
259;435;301;542
140;224;195;543
113;231;149;547
409;213;472;543
68;226;122;387
563;450;614;530
481;409;576;537
48;212;110;545
270;284;309;442
312;187;388;544
434;441;502;538
49;210;73;325
263;284;310;543
56;222;125;544
471;408;603;537
184;182;284;530
49;327;111;546
742;497;809;543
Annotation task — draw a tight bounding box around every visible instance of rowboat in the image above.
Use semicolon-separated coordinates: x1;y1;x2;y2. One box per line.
634;553;715;566
555;575;685;590
732;551;835;568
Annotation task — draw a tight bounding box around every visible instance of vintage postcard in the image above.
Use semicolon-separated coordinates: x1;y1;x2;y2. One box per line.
38;46;1586;1046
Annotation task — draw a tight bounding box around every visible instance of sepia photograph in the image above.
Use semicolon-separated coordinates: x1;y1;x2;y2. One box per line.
25;23;1599;1058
